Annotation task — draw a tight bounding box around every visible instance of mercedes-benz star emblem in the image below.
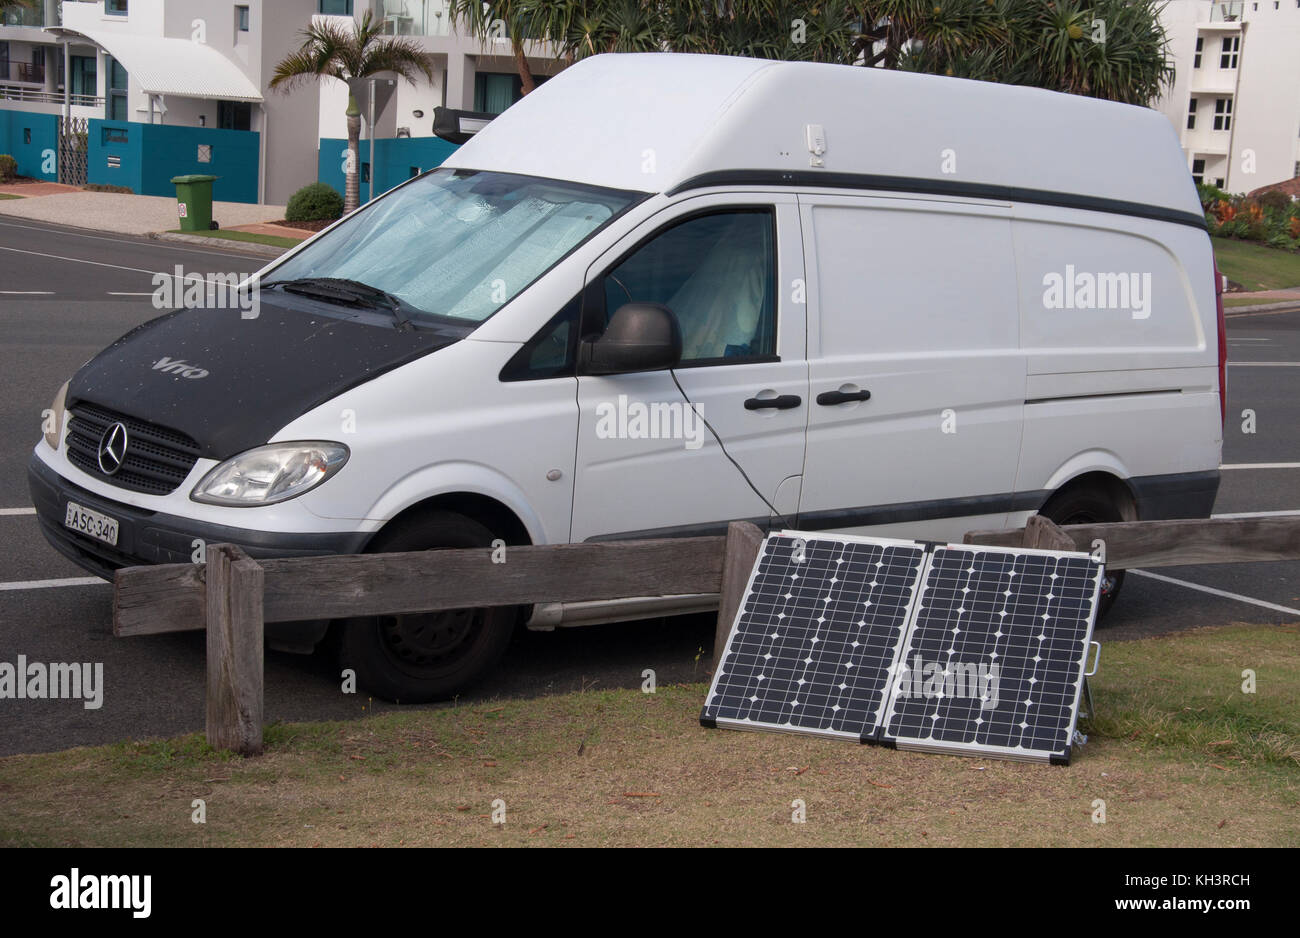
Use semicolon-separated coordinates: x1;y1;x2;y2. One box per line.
97;422;129;476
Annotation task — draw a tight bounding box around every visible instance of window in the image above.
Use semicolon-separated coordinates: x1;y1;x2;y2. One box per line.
1187;98;1197;129
318;0;353;13
236;5;249;31
1193;36;1203;68
1220;35;1239;69
107;57;128;121
0;42;9;82
1192;159;1206;183
501;296;581;381
598;211;776;364
265;169;639;326
474;72;549;115
218;100;251;130
69;55;96;100
106;0;128;15
1214;97;1233;131
1214;177;1225;187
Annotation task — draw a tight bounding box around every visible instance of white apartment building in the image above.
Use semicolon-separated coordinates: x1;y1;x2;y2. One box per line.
1154;0;1300;193
313;1;563;142
0;1;561;202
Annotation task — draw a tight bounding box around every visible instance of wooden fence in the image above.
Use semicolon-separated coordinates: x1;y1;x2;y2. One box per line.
113;516;1300;755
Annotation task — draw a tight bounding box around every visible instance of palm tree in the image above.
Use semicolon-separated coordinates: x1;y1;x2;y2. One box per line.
447;0;574;98
521;0;1170;106
270;10;433;213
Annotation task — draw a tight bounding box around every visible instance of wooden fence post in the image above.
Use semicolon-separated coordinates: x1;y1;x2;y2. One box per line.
1022;515;1076;552
205;544;265;756
713;522;765;669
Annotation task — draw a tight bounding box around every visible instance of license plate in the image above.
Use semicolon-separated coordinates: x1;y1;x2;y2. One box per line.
64;501;119;547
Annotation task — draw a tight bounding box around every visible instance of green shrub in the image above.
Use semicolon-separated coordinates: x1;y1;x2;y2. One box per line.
1196;181;1230;210
82;183;133;194
0;154;17;182
285;182;344;222
1254;189;1292;213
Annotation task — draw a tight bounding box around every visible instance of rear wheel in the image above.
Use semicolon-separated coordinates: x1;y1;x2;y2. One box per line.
337;510;518;703
1038;486;1126;624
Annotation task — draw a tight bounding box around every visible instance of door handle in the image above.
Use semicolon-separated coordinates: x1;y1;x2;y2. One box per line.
816;389;871;406
744;394;802;411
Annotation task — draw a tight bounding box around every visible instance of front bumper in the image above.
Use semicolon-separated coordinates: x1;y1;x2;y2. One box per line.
28;452;371;580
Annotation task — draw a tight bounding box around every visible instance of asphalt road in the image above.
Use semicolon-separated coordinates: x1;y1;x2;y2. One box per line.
2;217;1298;757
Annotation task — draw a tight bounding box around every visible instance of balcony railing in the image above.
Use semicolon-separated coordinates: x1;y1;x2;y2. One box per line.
1;5;47;28
372;0;452;37
1209;1;1244;22
0;84;102;107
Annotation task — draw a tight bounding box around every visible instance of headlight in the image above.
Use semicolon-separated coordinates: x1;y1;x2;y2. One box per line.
44;381;69;450
191;442;349;506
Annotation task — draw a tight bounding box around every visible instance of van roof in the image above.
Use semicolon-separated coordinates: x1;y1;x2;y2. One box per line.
442;53;1203;228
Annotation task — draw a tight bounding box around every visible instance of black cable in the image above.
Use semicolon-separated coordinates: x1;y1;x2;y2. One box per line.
669;367;794;531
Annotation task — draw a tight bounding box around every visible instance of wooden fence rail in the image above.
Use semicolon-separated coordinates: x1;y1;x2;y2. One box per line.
113;515;1300;756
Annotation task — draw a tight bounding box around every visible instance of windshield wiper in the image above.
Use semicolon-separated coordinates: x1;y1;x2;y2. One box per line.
262;277;417;331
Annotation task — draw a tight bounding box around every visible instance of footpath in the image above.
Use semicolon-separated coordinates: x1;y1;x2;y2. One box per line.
0;180;302;257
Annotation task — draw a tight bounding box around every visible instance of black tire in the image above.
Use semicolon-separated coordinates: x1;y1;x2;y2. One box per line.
337;510;517;703
1038;486;1126;624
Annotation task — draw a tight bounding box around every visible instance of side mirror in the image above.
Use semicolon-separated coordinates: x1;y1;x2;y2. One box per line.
580;303;682;375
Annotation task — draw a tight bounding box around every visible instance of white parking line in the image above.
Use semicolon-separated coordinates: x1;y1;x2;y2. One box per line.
0;290;54;295
1129;569;1300;617
1221;463;1300;470
1212;508;1300;519
105;292;157;297
0;577;103;592
0;507;35;516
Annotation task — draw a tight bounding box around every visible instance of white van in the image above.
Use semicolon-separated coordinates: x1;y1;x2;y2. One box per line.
29;54;1225;701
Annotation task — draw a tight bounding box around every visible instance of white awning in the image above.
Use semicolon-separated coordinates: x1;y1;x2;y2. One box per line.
45;27;263;103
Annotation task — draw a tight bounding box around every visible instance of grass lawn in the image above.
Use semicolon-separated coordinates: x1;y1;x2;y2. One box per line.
0;193;23;200
169;229;301;250
1212;237;1300;292
1;622;1295;847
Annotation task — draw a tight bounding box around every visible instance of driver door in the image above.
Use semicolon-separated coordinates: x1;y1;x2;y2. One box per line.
571;194;808;542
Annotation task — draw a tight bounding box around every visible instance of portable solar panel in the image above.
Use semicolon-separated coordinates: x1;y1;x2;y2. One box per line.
701;532;927;740
702;531;1104;765
880;544;1103;765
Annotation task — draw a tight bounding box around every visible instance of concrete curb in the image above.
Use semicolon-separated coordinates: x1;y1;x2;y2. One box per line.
150;231;289;257
1224;300;1300;316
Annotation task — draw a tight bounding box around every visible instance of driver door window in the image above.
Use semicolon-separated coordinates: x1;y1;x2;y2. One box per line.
598;210;776;364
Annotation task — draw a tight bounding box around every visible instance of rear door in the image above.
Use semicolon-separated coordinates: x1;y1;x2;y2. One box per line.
570;194;808;541
796;194;1027;541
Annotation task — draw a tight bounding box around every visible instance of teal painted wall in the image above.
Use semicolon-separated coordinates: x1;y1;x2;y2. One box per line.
88;120;260;202
317;136;459;203
0;109;59;180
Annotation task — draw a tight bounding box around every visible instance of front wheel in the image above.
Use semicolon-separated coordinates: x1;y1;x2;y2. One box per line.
337;510;518;703
1038;487;1126;624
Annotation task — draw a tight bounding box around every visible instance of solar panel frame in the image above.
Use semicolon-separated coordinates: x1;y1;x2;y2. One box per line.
879;543;1104;765
700;531;927;741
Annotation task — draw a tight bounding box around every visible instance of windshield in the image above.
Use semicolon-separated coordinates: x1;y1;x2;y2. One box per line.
264;169;641;325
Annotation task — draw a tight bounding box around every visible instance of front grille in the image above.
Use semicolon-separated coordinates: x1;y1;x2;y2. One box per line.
65;402;201;495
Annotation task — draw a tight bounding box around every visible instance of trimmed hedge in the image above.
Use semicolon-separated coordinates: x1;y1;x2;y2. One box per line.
286;182;344;222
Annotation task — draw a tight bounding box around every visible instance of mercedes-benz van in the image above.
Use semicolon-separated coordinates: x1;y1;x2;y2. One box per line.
29;53;1225;701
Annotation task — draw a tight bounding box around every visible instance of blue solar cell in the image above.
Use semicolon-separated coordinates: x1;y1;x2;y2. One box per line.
701;533;925;739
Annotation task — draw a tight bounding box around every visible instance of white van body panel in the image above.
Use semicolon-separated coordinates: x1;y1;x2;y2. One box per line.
270;338;573;545
795;193;1026;543
444;54;1201;220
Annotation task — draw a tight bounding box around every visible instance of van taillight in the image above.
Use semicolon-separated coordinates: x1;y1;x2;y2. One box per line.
1214;261;1227;428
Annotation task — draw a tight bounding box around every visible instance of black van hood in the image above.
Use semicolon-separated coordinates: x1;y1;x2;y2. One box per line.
68;295;463;460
